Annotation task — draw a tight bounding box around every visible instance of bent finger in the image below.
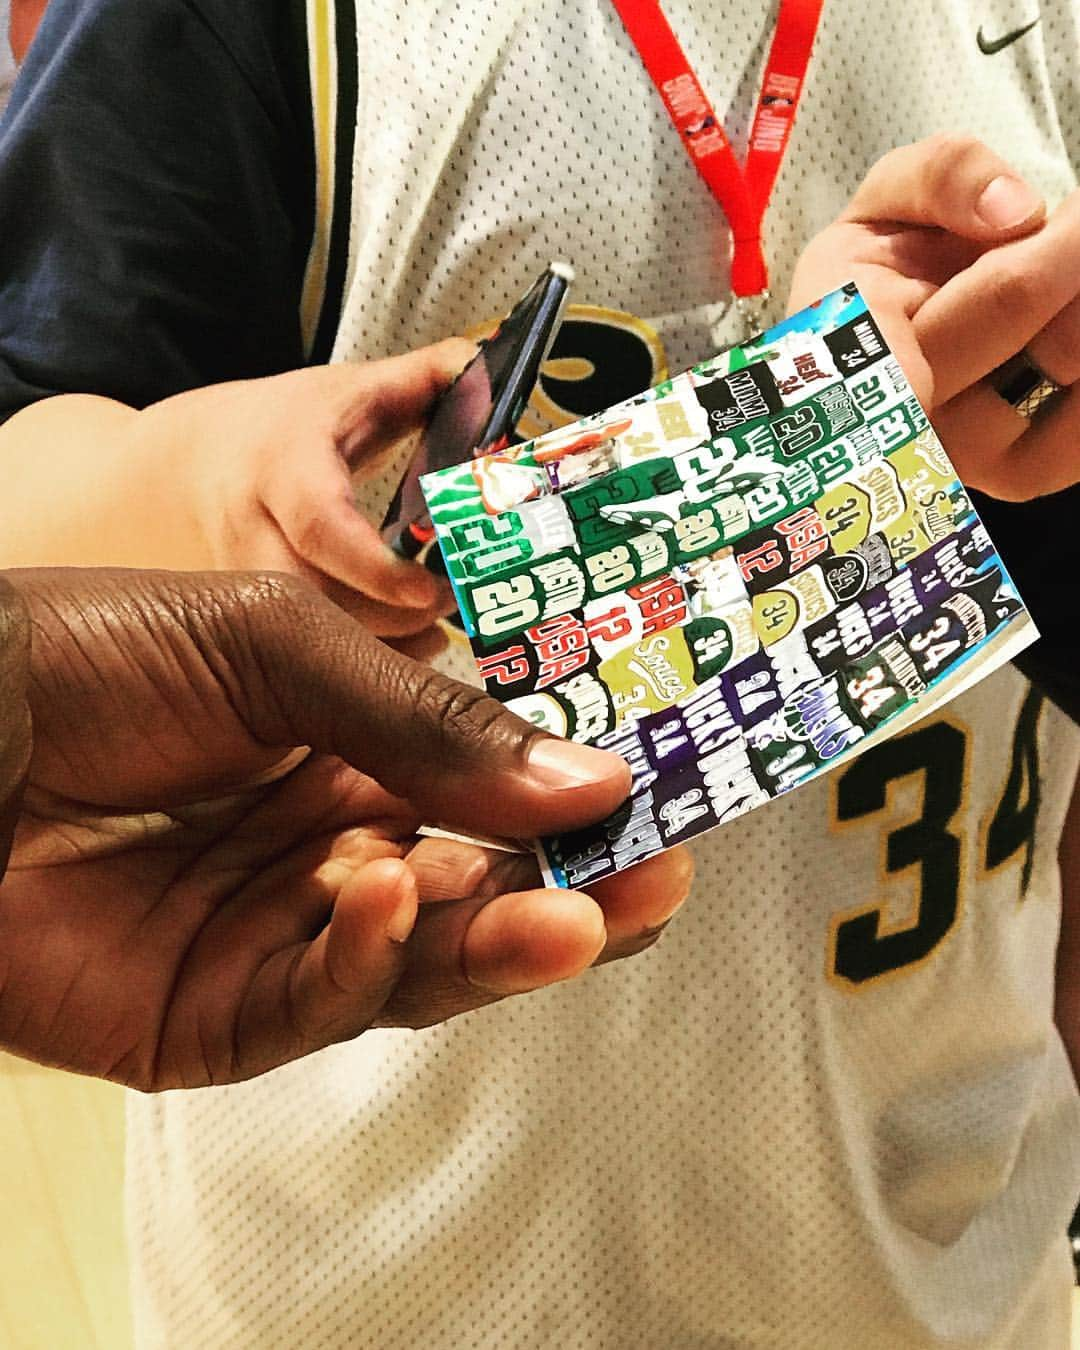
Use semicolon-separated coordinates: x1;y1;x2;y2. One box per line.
932;381;1080;500
587;846;694;960
914;189;1080;405
233;857;417;1079
840;135;1045;241
239;513;450;636
263;442;441;610
377;884;607;1027
330;338;479;459
405;835;537;902
1025;292;1080;388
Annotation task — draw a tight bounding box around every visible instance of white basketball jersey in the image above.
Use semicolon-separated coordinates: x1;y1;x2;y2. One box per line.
128;3;1080;1346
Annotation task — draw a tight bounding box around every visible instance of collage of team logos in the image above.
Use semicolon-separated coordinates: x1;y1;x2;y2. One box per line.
421;284;1037;888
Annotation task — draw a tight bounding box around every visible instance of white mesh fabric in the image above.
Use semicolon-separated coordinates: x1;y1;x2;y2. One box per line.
128;3;1080;1346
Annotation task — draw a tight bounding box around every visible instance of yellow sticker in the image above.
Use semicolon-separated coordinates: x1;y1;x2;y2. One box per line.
753;568;835;646
817;481;873;552
600;630;696;724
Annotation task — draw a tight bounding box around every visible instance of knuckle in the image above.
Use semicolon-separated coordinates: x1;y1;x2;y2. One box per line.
291;509;330;563
409;665;519;752
923;133;983;179
203;570;318;651
869;137;929;178
224;568;311;614
918;134;989;208
980;259;1038;325
922;132;983;168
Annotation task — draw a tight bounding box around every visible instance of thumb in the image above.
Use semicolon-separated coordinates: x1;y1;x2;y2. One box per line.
207;574;631;840
324;337;480;462
260;337;479;610
841;135;1045;242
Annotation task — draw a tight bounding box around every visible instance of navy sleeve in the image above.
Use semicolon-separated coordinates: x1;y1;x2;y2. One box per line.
0;0;313;418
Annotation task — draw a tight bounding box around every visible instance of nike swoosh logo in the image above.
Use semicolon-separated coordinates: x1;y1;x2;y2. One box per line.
976;17;1040;54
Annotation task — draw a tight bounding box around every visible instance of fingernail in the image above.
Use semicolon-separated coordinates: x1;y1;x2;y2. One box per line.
465;964;541;996
430;577;457;617
526;736;625;789
385;873;418;943
976;175;1042;229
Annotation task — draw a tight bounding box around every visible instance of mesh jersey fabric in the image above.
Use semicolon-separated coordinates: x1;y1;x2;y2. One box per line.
125;2;1080;1347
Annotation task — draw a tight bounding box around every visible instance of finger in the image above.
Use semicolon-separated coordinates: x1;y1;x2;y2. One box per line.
152;815;413;1086
786;216;983;322
403;838;698;947
1025;292;1080;388
587;846;694;960
382;624;450;663
933;381;1080;501
377;885;607;1027
826;261;936;406
404;835;534;902
300;856;418;1019
462;887;605;994
408;841;694;939
261;441;442;610
840;135;1045;241
986;385;1080;500
328;338;479;459
851;226;983;292
239;518;452;637
328;586;453;639
235;857;418;1077
934;294;1080;496
377;847;693;1028
196;574;633;840
914;189;1080;404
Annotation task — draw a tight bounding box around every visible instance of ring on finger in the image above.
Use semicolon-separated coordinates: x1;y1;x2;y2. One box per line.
989;350;1066;421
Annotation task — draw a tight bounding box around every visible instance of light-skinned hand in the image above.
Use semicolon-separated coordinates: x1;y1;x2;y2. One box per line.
789;134;1079;500
0;340;479;654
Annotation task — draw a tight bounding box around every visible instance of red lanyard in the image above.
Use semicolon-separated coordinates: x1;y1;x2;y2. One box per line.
610;0;824;303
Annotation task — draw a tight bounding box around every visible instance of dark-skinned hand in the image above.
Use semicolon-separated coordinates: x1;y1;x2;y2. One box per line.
0;569;691;1090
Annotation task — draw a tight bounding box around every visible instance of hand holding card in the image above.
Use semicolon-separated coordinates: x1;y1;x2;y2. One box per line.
421;284;1035;886
382;264;573;559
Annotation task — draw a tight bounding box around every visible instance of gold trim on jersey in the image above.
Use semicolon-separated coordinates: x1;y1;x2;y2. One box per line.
300;0;338;358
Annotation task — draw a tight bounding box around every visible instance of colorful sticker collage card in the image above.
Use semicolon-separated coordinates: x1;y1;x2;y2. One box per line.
420;284;1037;888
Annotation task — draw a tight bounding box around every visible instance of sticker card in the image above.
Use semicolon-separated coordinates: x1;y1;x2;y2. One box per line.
421;283;1037;887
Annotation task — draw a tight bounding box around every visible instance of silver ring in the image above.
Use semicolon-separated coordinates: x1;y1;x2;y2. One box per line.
989;351;1064;421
